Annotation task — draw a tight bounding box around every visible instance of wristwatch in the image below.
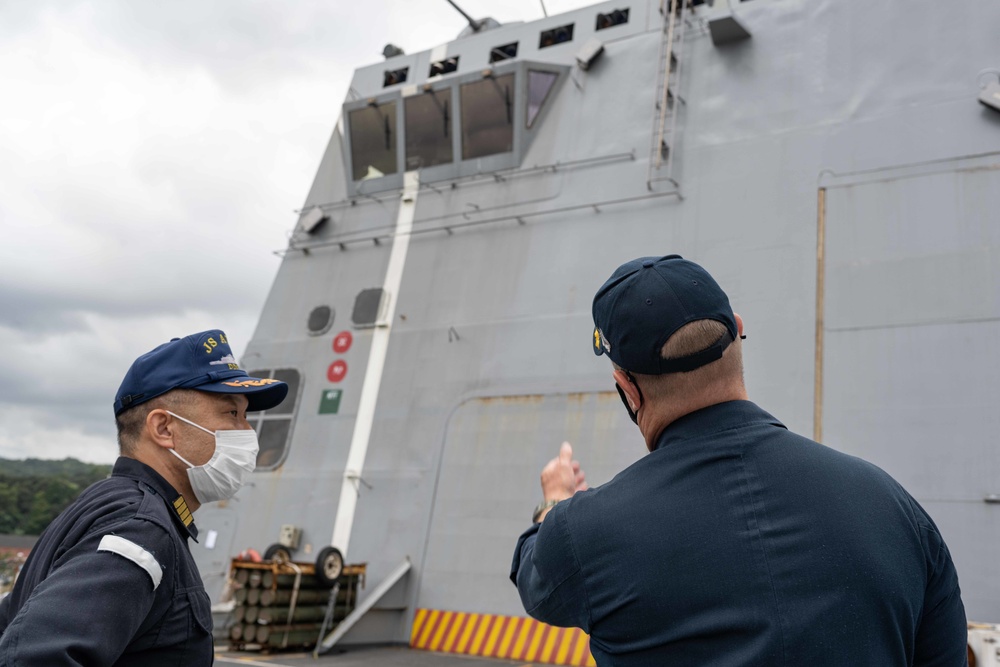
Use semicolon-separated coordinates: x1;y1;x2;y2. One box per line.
532;499;561;523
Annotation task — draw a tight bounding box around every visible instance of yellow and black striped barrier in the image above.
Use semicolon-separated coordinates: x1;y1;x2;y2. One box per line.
410;608;596;666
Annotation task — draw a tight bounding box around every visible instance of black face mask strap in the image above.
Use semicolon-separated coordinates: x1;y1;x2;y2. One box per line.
616;371;643;425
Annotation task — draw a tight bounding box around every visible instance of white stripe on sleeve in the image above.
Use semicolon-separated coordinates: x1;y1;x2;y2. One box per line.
97;534;163;590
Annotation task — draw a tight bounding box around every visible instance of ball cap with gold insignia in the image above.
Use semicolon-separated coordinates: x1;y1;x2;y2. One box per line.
114;330;288;416
592;255;739;374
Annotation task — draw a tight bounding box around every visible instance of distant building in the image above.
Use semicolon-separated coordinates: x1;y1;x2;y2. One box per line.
0;535;36;592
0;534;37;561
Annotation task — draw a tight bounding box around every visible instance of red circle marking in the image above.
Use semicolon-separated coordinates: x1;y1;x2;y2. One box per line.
327;360;348;383
332;331;353;354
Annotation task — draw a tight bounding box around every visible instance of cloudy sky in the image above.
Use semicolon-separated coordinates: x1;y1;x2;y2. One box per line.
0;0;594;464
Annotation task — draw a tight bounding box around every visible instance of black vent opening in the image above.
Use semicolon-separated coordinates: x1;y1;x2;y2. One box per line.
596;9;629;30
539;24;574;49
429;57;460;77
489;42;519;63
307;306;334;336
383;67;409;87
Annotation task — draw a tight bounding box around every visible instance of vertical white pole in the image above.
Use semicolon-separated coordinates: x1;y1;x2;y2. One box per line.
330;171;418;556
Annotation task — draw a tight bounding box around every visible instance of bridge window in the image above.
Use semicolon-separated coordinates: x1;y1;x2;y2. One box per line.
490;42;518;63
596;9;629;30
539;23;574;48
405;89;453;170
349;101;398;181
429;57;460;78
383;67;408;87
247;368;300;470
461;73;515;159
527;70;559;128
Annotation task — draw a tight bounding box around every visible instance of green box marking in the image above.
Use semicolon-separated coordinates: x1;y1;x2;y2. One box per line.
319;389;343;415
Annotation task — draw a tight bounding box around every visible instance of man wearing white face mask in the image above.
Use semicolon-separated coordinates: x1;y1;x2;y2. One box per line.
0;329;287;666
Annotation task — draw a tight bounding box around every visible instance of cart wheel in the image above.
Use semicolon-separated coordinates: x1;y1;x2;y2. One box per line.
263;543;291;563
315;546;344;586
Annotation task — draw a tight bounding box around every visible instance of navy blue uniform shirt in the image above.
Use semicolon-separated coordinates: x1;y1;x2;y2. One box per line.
0;457;214;666
511;401;967;666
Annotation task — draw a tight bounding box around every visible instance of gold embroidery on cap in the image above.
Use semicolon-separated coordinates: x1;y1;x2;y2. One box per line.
221;378;280;388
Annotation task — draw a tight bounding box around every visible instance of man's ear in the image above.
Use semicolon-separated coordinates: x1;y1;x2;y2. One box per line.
146;409;177;450
612;369;641;412
735;313;744;337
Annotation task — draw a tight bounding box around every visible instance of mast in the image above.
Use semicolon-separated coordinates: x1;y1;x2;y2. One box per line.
443;0;483;33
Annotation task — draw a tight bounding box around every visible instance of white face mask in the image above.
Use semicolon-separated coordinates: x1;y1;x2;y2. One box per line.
166;411;259;505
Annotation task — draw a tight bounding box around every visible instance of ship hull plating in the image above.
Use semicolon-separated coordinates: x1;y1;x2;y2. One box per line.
194;0;1000;652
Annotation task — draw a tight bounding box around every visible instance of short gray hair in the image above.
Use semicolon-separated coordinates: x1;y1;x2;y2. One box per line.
630;319;744;401
115;389;199;455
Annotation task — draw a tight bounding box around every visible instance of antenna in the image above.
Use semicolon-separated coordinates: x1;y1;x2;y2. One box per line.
443;0;483;33
540;0;548;18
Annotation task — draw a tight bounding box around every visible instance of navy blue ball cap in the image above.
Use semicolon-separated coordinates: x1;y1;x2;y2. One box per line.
592;255;738;375
114;330;288;416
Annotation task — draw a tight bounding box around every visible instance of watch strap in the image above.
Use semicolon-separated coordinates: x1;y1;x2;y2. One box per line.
532;499;561;523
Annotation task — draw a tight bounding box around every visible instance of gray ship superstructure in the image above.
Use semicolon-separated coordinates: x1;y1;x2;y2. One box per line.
193;0;1000;662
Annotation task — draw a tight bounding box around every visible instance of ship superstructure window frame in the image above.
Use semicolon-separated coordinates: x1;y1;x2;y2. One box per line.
539;23;575;49
460;72;516;160
246;368;301;472
526;69;560;128
405;86;455;170
342;61;568;195
489;42;518;63
347;99;401;182
383;67;408;88
596;9;630;31
429;57;460;78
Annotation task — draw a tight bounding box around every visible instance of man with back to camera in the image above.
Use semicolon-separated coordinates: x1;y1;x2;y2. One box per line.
510;255;968;666
0;330;287;666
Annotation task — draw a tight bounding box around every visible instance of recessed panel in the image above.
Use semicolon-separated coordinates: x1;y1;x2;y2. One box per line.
352;288;385;327
420;391;642;612
824;165;1000;621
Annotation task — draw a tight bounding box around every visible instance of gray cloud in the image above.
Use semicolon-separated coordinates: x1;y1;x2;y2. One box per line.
0;0;592;463
0;278;258;334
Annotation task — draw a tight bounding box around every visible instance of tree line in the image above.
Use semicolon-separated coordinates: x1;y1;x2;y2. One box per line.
0;458;112;536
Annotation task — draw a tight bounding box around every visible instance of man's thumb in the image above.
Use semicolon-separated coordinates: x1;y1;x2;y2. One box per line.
560;441;573;463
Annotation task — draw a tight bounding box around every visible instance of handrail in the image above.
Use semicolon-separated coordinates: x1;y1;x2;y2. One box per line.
278;186;682;256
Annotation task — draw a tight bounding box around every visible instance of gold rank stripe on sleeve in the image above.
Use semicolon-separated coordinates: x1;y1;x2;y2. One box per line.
172;496;193;527
409;608;596;666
